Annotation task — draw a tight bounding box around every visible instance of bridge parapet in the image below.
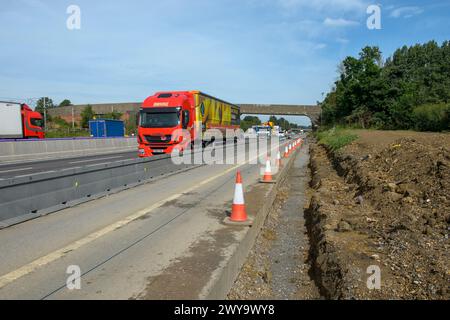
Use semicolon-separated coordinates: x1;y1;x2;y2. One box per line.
48;103;321;126
239;104;321;125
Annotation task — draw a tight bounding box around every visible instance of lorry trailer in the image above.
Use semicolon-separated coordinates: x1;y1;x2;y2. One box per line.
137;91;241;156
0;101;45;139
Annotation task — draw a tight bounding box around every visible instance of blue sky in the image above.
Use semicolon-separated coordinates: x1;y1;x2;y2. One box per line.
1;0;449;124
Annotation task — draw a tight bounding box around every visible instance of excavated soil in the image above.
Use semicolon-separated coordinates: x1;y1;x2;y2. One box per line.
307;130;449;299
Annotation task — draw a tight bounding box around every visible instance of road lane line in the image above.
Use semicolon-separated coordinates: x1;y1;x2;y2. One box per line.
61;167;82;171
86;162;114;167
0;143;285;289
14;170;56;178
69;156;124;164
0;167;33;174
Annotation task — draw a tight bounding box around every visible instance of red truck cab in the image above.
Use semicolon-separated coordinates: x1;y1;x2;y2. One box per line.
137;91;240;157
138;91;195;157
22;104;45;139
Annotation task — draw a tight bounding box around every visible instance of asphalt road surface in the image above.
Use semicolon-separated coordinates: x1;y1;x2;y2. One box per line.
0;139;296;299
0;151;138;179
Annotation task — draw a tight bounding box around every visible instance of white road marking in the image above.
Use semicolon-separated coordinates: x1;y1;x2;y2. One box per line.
0;167;33;174
86;162;113;167
69;156;124;164
0;143;287;289
14;170;56;178
61;167;82;171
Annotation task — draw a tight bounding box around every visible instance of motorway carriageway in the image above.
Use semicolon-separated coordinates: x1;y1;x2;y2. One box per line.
0;138;298;299
0;138;286;179
0;151;139;179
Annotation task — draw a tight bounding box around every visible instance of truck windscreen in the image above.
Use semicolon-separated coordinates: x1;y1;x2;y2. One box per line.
30;118;44;128
140;110;180;128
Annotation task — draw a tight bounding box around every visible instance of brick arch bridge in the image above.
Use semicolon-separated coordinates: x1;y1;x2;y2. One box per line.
48;103;321;127
239;104;321;126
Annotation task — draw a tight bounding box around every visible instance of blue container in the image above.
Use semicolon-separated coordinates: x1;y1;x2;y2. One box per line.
89;119;125;138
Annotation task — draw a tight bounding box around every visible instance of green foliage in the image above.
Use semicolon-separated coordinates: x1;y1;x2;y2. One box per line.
58;99;72;107
316;128;359;151
103;111;123;120
52;116;70;128
35;97;54;121
35;97;54;113
269;116;298;130
125;112;138;136
240;116;261;131
321;41;450;132
80;105;96;128
45;129;90;138
240;115;300;131
413;103;450;132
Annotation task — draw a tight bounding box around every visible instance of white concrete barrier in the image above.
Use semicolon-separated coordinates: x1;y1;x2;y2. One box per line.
0;137;138;163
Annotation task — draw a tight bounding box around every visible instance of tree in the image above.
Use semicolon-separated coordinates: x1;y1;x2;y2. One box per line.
240;116;261;131
59;99;72;107
320;40;450;131
35;97;54;115
103;111;123;120
52;116;70;128
80;105;96;128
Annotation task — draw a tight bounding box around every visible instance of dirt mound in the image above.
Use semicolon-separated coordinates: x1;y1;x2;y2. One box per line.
308;131;449;299
345;137;449;235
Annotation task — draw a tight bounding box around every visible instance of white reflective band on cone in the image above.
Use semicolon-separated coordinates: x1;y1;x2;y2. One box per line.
233;183;245;205
265;159;272;173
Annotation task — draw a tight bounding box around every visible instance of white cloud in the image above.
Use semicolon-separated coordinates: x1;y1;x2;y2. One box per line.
336;37;349;44
315;43;327;49
277;0;367;13
323;18;359;27
390;6;424;19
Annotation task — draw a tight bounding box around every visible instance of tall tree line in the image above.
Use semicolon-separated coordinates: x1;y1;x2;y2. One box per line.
321;40;450;131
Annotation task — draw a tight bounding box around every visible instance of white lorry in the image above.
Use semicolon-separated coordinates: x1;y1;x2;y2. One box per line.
0;102;44;139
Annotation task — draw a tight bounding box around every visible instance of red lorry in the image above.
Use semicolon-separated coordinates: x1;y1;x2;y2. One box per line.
137;91;241;157
0;102;45;139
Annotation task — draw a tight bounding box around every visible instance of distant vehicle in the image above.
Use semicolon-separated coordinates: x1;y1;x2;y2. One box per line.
244;127;257;138
0;101;44;139
89;119;125;138
138;91;241;156
252;125;271;138
271;125;285;138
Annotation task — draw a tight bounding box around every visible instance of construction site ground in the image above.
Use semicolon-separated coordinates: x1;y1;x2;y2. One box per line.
229;130;449;300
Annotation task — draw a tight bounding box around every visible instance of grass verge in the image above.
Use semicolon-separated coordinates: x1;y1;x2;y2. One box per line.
316;127;358;151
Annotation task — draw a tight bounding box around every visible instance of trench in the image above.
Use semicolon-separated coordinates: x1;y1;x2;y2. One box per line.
228;141;322;300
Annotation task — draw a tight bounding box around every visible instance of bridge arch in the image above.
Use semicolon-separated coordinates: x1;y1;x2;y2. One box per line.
238;104;321;127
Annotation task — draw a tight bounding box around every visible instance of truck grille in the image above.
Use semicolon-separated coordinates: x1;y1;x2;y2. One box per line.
144;135;172;143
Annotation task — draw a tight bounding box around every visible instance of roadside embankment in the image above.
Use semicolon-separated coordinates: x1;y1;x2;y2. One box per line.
306;130;449;299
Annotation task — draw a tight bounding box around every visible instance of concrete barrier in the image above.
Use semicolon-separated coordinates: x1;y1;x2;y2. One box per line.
0;153;199;229
0;137;137;163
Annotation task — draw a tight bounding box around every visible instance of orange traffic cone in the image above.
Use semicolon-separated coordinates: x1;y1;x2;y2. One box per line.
260;158;275;183
276;151;282;167
224;171;252;226
284;145;289;158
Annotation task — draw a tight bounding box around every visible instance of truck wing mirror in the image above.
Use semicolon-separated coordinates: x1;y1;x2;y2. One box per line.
182;110;190;129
